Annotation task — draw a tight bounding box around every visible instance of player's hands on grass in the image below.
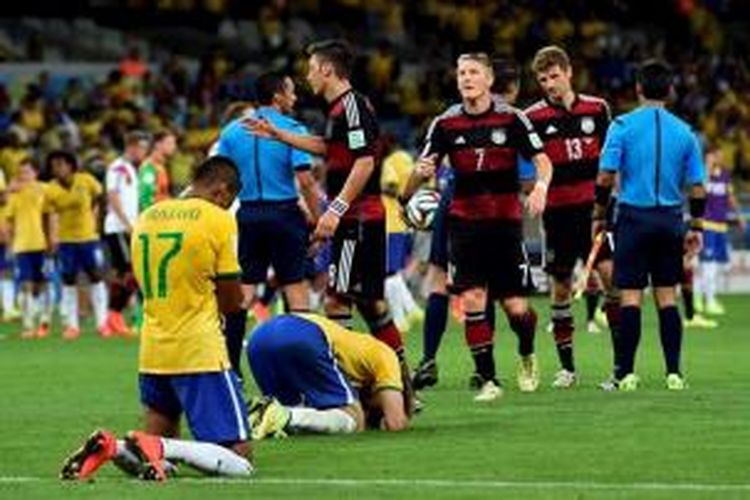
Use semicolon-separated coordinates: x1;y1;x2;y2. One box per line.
313;210;340;241
243;117;278;139
415;154;438;179
526;181;547;217
684;229;703;255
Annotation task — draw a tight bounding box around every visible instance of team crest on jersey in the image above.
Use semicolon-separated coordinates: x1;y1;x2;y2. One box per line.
581;117;595;134
491;128;506;145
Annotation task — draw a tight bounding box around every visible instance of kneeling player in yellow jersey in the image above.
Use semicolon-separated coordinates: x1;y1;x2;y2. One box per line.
247;313;412;439
5;159;52;337
61;157;254;482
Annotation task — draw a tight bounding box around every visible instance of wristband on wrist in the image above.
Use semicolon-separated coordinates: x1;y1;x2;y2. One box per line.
689;218;704;231
327;197;349;217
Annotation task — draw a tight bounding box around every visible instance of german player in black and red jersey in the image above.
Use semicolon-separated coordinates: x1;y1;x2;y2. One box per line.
247;40;406;361
524;46;620;388
406;53;553;402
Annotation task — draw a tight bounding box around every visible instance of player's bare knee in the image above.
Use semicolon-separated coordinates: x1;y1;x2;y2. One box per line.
501;296;528;317
461;288;486;311
620;290;643;308
653;287;677;308
551;276;573;303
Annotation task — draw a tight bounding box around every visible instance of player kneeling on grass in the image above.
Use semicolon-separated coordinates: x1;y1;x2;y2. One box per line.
60;157;254;481
247;313;411;438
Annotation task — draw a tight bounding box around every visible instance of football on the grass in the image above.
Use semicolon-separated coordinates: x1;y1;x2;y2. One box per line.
405;189;441;230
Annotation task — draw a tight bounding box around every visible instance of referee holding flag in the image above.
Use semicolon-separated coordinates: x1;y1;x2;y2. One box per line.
593;60;706;391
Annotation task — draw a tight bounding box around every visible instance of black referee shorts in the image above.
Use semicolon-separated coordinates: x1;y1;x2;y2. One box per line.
614;204;684;289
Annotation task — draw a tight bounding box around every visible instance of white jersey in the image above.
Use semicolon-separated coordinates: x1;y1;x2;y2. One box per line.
104;156;139;234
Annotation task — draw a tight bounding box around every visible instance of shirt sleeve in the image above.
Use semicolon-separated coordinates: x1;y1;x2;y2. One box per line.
420;116;447;160
87;173;103;197
343;93;379;159
372;344;404;392
510;110;545;160
289;122;313;171
685;132;706;185
105;166;118;193
599;118;625;172
213;210;241;279
215;126;233;157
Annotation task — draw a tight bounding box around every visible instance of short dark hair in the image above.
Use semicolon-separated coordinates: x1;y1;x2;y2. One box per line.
193;155;242;195
255;72;289;106
493;58;520;94
46;149;78;173
637;60;673;100
306;39;354;79
531;45;571;74
153;129;176;144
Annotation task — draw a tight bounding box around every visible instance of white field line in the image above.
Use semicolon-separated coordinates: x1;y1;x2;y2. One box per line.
0;476;749;492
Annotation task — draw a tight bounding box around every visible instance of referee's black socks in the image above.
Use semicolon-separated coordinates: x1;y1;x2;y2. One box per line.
617;306;641;380
658;305;683;375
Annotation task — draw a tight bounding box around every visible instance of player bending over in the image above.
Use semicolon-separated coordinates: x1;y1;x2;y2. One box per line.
247;313;411;438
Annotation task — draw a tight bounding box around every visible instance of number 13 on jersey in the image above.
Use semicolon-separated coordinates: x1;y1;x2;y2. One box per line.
137;232;184;299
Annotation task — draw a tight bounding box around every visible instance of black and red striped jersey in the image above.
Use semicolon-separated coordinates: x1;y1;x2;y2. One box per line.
524;94;610;209
324;89;384;222
421;99;544;221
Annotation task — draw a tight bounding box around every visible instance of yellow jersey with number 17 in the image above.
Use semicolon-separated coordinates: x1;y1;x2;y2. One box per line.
132;197;240;374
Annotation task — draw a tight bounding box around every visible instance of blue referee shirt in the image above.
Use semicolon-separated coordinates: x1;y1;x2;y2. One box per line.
599;106;705;207
216;106;313;202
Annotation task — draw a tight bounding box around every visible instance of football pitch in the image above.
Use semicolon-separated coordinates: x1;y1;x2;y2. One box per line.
1;296;748;499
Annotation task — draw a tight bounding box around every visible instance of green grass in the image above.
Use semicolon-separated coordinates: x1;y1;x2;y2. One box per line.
1;296;749;499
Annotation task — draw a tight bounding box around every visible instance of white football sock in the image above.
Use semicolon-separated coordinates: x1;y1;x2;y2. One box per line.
161;438;253;477
89;281;108;329
703;261;719;303
62;286;79;329
36;290;51;325
385;275;407;328
288;407;357;434
2;279;15;312
395;273;420;315
20;291;34;330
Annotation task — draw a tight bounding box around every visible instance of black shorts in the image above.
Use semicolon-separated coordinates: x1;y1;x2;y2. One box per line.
614;204;684;289
104;232;132;275
328;218;386;301
237;201;309;285
447;218;534;297
543;204;596;280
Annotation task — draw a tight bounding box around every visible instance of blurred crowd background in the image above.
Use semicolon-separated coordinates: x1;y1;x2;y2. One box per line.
1;0;749;202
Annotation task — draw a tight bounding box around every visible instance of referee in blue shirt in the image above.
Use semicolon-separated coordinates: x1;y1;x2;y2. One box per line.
216;72;320;374
593;60;706;391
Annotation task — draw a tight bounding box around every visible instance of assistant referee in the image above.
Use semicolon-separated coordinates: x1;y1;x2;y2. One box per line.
593;60;706;391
